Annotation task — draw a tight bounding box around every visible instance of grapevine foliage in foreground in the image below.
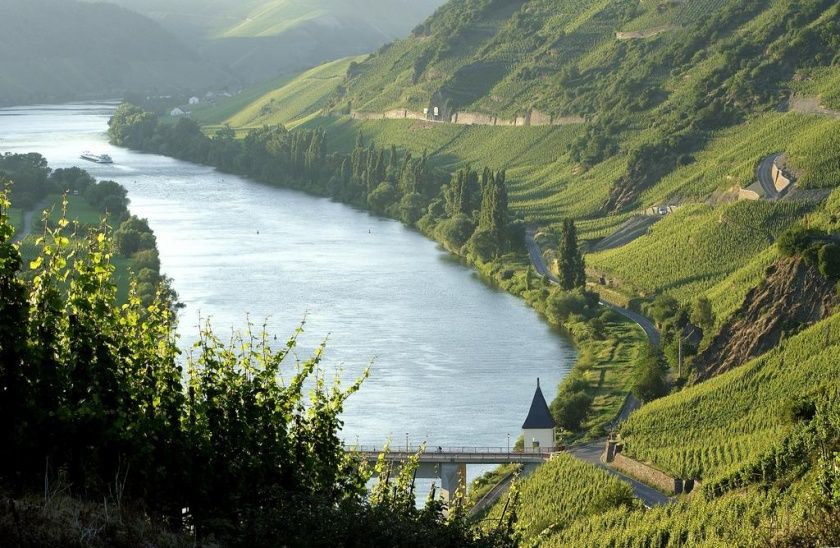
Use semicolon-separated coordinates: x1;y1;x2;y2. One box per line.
0;190;513;546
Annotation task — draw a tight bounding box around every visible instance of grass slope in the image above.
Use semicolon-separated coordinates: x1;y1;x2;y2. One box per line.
18;195;134;301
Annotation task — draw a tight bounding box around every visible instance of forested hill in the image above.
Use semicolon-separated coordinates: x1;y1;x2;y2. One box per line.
98;0;447;82
336;0;840;211
0;0;228;106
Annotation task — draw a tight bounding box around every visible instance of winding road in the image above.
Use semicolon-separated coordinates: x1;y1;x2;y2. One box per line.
525;229;660;346
568;441;671;507
757;153;784;201
524;229;671;506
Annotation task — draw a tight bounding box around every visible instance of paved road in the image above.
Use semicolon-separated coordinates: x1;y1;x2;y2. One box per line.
757;153;784;200
568;441;671;507
525;229;660;347
592;215;661;252
469;471;516;518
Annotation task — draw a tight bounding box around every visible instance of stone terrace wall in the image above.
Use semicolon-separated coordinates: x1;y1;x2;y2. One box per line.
772;162;793;193
351;109;585;128
612;453;680;495
605;440;697;496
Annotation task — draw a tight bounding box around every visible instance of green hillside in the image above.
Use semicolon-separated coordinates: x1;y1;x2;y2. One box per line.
196;57;364;129
0;0;227;106
620;312;840;480
206;0;840;325
586;201;814;302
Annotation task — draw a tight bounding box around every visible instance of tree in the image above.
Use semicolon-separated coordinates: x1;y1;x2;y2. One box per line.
690;296;715;333
818;244;840;280
557;219;586;290
631;344;669;402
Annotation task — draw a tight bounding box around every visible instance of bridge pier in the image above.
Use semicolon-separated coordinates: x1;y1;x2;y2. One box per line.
439;462;467;503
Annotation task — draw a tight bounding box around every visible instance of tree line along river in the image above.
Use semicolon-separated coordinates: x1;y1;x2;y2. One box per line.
0;103;575;488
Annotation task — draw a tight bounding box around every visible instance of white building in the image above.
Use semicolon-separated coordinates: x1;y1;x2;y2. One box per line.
170;107;187;117
522;378;556;451
188;96;200;105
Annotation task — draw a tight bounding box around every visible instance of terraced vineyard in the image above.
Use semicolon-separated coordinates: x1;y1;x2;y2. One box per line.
200;57;363;130
617;0;731;32
702;246;782;328
484;453;637;541
620;313;840;479
543;484;807;547
640;113;839;206
787;119;840;188
587;201;813;302
792;66;840;110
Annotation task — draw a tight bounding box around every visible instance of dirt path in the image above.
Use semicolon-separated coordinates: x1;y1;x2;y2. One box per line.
592;215;662;252
11;198;49;244
616;25;676;40
788;96;840;119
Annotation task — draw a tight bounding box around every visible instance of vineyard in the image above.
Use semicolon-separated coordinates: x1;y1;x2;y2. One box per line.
542;484;808;547
786;119;840;188
619;312;840;479
484;453;637;542
641;112;838;206
618;0;730;32
586;201;813;303
791;66;840;110
702;246;781;328
190;74;297;126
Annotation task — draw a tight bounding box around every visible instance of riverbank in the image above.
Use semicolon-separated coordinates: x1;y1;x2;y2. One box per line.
2;153;173;307
108;103;648;441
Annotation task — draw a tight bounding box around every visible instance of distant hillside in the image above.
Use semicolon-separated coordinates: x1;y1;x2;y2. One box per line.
0;0;228;106
194;57;363;130
98;0;447;82
206;0;840;328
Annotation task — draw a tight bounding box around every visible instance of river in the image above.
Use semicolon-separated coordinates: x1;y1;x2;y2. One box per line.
0;103;574;485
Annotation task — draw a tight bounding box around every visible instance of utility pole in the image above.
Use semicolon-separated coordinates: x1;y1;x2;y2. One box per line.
678;336;682;379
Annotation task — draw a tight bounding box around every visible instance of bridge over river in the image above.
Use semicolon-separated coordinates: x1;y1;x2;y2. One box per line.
347;446;556;501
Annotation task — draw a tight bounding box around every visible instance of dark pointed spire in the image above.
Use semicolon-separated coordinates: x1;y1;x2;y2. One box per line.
522;378;555;429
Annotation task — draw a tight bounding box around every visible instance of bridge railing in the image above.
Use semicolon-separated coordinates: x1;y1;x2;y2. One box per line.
345;445;558;455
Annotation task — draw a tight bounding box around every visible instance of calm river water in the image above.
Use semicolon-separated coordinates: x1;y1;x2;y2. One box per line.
0;103;573;477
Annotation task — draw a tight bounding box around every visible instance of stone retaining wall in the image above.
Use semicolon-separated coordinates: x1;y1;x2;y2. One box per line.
351;108;584;128
612;453;680;495
771;162;793;193
605;440;697;496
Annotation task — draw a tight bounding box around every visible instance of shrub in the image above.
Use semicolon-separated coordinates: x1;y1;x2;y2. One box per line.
436;214;475;250
551;390;594;432
631;344;669;402
818;243;840;280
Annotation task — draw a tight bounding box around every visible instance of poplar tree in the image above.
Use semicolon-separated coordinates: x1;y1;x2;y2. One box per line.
558;219;586;290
